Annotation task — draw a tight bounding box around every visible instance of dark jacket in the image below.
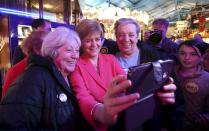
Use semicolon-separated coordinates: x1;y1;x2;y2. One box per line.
175;66;209;131
160;37;178;56
101;38;118;54
139;43;185;131
140;43;175;64
12;46;25;65
111;41;185;131
0;54;93;131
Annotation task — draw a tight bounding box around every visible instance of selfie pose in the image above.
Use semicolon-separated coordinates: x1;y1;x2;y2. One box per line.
70;19;176;131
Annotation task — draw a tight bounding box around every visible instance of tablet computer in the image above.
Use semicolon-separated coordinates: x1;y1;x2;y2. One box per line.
124;59;174;131
126;59;174;100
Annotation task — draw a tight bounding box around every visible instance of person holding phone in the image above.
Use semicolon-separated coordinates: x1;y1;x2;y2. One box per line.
70;19;176;131
113;18;183;131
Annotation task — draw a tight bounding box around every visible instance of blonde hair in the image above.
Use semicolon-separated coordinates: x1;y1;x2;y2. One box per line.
41;27;81;58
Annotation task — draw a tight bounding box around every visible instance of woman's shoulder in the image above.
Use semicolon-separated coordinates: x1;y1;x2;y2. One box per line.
99;54;116;61
20;65;50;84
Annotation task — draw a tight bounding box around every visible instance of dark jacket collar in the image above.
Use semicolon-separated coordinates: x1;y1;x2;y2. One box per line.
27;54;75;97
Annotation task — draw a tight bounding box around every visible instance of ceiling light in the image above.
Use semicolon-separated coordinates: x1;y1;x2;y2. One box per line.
44;4;52;9
34;4;39;8
0;8;56;22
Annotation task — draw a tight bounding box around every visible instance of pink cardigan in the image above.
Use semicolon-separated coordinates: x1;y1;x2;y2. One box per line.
70;54;125;131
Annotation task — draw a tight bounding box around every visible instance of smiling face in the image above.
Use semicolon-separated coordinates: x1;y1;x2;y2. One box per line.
178;45;201;70
81;31;102;58
53;39;80;76
115;23;138;57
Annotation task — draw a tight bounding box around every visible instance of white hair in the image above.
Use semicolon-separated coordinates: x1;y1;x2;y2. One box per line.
41;27;81;58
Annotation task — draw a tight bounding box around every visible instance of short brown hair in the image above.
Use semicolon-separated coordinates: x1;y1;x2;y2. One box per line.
22;30;48;56
31;18;50;29
152;18;169;29
76;19;103;41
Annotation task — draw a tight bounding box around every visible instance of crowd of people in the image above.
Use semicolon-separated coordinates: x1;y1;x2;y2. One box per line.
0;17;208;131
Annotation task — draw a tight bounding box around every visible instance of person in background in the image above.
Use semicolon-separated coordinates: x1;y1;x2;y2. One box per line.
193;33;209;55
31;18;51;32
142;30;150;43
203;49;209;72
12;18;51;65
194;33;205;43
175;38;184;45
146;28;178;62
151;18;178;55
175;39;209;130
0;27;94;130
1;31;48;98
100;23;118;54
70;19;176;131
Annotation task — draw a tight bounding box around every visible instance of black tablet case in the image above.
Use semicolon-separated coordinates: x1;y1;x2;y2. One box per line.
125;59;174;131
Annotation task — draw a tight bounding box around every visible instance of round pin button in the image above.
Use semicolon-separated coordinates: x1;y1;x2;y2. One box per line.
59;93;67;102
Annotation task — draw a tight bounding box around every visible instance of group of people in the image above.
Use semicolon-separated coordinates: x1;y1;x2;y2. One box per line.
0;17;208;131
